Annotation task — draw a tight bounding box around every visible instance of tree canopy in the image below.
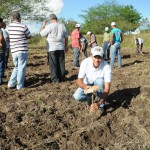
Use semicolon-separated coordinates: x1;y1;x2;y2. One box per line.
0;0;50;22
80;0;141;34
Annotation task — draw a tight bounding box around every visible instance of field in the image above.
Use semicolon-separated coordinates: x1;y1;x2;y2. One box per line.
0;37;150;149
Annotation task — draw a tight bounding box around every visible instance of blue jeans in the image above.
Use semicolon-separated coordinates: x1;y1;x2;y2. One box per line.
103;41;110;59
0;52;5;76
8;53;28;89
73;47;80;67
110;42;122;68
73;78;105;108
0;52;5;84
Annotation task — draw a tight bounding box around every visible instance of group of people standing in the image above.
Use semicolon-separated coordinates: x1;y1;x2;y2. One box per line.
71;21;123;69
0;12;144;114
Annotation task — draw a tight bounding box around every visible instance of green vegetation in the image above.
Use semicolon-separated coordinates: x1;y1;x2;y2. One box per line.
0;0;49;21
80;0;141;34
29;33;150;49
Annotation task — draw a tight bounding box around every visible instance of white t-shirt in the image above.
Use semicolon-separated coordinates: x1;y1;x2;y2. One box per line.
135;38;144;45
78;57;112;84
40;22;68;51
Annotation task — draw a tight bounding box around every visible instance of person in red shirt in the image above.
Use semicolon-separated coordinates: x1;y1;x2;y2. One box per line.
71;24;81;68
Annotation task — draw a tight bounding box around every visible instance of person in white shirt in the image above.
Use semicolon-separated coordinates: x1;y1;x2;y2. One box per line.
73;46;112;112
135;38;144;54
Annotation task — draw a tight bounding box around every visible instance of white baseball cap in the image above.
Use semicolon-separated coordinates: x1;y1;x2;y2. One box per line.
75;23;81;28
91;46;104;57
87;31;91;35
105;27;109;31
111;22;116;26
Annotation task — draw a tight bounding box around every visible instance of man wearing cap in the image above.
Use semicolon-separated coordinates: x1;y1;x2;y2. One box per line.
7;11;31;89
102;27;110;60
87;31;98;49
40;13;68;83
110;22;123;68
73;46;112;112
135;37;144;54
71;24;81;68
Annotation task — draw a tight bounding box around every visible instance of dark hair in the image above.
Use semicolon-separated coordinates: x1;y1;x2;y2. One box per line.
12;11;21;20
0;18;3;23
50;13;57;20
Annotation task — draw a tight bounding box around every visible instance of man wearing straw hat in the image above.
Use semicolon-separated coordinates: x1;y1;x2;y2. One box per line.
73;46;112;112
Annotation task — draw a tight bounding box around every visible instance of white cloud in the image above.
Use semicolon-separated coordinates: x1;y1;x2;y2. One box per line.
48;0;64;15
22;0;64;34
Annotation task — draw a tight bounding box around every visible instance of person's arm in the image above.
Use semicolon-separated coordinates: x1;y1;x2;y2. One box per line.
78;34;81;50
64;37;68;52
120;33;123;43
0;34;2;47
110;33;114;45
40;21;50;37
41;20;46;31
24;25;31;39
81;42;84;51
88;35;96;46
90;82;111;112
76;78;91;90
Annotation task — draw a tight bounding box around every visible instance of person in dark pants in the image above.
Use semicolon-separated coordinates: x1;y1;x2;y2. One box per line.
80;34;88;59
0;18;6;85
1;22;10;69
40;13;68;83
102;27;110;60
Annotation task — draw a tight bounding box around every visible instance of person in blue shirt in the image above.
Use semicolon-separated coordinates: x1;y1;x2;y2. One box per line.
110;22;123;68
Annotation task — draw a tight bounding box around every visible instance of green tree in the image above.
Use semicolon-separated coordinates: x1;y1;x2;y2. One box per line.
0;0;50;21
80;0;141;34
59;18;77;35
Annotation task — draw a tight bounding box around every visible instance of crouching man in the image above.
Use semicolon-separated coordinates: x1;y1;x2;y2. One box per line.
73;46;112;112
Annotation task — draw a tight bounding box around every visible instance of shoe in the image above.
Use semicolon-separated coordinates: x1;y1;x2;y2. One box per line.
0;77;3;85
73;66;80;69
8;86;15;89
2;75;7;78
8;85;16;89
98;107;105;113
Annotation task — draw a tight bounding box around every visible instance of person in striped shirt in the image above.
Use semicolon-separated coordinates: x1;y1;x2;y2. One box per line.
7;11;31;90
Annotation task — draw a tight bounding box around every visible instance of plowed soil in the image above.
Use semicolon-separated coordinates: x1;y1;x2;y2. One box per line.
0;47;150;150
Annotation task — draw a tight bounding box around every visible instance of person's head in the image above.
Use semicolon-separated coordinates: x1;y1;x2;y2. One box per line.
0;18;3;28
91;46;104;68
12;11;21;22
135;38;139;44
105;27;109;32
87;31;92;36
75;23;81;30
111;22;116;28
50;13;57;22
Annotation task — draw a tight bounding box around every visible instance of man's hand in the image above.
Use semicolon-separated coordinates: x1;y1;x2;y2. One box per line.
88;43;91;46
84;85;92;94
42;20;47;27
90;103;99;112
41;20;47;31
